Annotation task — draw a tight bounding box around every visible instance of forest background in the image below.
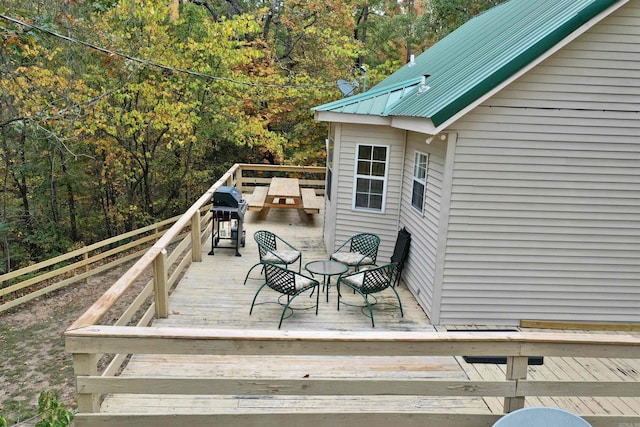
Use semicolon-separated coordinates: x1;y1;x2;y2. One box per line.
0;0;504;273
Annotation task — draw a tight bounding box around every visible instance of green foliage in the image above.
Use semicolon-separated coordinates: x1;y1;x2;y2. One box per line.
0;414;7;427
35;390;74;427
0;0;500;268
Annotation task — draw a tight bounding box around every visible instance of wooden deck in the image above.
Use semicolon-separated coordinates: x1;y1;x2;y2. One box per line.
87;208;639;424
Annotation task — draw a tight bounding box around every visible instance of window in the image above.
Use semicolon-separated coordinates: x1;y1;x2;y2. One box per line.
411;151;428;213
353;144;388;211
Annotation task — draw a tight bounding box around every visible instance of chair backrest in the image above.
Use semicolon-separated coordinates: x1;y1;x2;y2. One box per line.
263;263;297;295
492;407;592;427
349;233;380;264
254;230;277;259
360;263;398;294
390;227;411;271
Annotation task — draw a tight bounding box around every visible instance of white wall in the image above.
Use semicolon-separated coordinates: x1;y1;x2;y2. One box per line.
332;124;406;262
397;132;448;318
439;2;640;324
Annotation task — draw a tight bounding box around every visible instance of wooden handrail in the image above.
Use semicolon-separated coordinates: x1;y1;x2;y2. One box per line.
67;163;328;329
64;327;640;355
65;326;640;425
1;163;324;314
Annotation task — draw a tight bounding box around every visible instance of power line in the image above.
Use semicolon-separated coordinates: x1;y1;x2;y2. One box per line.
0;14;337;90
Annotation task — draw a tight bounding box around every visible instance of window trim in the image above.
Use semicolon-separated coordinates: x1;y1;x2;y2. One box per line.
352;143;390;213
411;150;428;214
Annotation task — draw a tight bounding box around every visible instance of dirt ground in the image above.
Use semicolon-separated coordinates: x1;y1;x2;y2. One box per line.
0;260;145;425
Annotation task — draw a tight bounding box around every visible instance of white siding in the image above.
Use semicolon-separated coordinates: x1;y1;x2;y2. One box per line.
440;3;640;325
397;132;448;317
333;124;405;262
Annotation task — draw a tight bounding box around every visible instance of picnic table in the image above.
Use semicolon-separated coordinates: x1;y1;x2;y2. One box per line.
246;177;323;215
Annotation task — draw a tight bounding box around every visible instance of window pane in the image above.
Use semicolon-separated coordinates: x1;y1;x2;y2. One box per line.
355;193;368;208
356;178;370;192
417;166;426;180
412;181;425;210
357;160;370;175
358;145;372;160
370;195;383;209
371;179;384;194
371;162;385;177
373;146;387;161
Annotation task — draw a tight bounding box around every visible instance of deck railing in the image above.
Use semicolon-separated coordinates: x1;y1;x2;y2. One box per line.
65;327;640;427
64;163;640;427
1;163;325;313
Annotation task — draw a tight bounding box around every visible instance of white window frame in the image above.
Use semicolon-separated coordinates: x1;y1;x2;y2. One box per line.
411;151;428;214
352;143;389;213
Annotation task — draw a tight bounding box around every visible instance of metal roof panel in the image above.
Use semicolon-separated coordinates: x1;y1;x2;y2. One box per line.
314;0;621;126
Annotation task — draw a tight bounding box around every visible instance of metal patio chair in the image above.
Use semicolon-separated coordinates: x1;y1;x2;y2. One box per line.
243;230;302;285
329;233;380;271
337;262;403;327
492;407;592;427
249;262;320;328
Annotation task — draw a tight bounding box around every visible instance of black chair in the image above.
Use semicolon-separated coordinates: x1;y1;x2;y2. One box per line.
329;233;380;271
337;262;403;327
243;230;302;285
390;227;411;286
249;263;320;328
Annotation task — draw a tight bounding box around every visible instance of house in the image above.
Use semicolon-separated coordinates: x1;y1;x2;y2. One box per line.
313;0;640;326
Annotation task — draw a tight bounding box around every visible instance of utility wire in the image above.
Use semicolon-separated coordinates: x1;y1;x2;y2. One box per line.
0;14;337;90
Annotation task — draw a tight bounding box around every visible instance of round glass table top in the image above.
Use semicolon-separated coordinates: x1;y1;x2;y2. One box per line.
305;260;349;276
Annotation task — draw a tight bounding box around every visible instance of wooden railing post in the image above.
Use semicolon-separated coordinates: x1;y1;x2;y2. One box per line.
73;353;100;413
153;249;169;318
503;355;528;412
191;210;202;262
235;165;244;193
83;250;89;284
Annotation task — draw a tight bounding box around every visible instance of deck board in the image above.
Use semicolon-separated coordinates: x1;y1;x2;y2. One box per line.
98;209;640;419
443;325;640;417
102;209;488;415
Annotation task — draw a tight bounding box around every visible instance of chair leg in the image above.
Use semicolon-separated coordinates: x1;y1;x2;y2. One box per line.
243;263;264;286
363;294;375;328
390;287;404;317
279;293;299;329
249;283;268;315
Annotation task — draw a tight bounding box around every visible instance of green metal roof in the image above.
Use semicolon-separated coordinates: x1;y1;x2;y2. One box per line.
314;0;620;128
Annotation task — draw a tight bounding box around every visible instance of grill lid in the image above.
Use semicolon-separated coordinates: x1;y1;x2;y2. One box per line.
213;186;243;207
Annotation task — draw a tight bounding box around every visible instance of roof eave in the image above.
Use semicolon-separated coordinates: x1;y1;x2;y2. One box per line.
314;111;392;126
433;0;628;133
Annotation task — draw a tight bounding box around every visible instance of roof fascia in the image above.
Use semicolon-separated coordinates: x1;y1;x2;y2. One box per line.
390;116;437;135
314;111;392;126
432;0;629;134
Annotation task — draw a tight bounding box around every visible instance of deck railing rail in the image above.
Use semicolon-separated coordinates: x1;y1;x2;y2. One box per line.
63;163;639;427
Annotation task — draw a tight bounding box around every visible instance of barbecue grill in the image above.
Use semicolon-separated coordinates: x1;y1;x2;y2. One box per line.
209;186;247;257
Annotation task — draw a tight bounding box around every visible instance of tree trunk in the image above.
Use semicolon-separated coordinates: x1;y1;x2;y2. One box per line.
60;151;79;241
